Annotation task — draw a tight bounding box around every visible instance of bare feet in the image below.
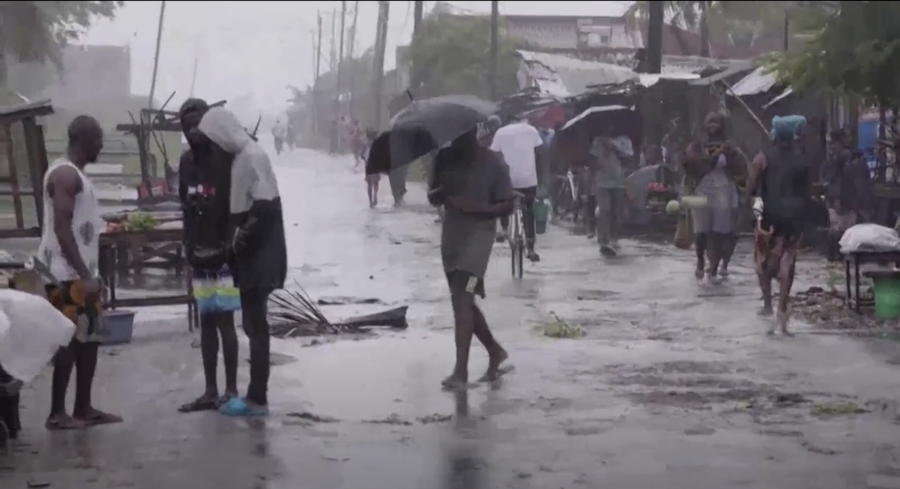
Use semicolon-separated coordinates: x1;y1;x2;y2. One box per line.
479;349;512;382
441;373;469;391
46;413;85;431
777;311;793;337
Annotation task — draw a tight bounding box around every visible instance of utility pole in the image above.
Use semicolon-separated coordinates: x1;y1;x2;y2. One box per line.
330;8;337;72
147;0;167;112
348;0;360;118
411;1;424;95
189;57;198;97
145;0;167;184
315;12;323;81
313;12;323;137
371;0;390;129
332;0;347;154
646;1;663;74
489;0;499;101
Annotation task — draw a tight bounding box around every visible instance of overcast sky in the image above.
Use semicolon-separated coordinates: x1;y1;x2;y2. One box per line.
81;1;631;113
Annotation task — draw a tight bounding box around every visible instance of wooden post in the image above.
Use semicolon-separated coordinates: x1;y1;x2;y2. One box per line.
489;1;499;101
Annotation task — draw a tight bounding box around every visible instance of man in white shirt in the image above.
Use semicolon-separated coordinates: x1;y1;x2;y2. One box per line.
490;118;545;262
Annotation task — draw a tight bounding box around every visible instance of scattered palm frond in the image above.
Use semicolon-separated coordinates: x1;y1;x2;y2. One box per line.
267;281;408;338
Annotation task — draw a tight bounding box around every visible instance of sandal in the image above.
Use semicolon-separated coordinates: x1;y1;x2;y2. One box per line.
76;409;123;426
179;395;219;413
45;414;85;431
218;397;268;417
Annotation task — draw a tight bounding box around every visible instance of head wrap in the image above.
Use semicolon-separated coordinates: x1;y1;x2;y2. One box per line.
770;115;806;141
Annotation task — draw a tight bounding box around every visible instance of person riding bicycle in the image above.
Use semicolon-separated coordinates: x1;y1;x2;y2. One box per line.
490;116;545;262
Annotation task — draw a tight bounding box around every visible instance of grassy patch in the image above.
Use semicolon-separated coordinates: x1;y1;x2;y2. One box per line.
811;402;868;416
536;313;585;339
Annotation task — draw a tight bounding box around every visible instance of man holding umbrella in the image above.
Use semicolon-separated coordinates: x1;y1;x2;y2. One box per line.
429;124;513;389
366;96;512;388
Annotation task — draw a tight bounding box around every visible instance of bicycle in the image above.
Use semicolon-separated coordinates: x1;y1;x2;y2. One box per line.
509;191;526;279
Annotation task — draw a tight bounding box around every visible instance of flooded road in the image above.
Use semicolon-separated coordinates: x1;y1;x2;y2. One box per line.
5;149;900;489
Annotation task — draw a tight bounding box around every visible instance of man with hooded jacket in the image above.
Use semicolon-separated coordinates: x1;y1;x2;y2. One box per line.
198;107;287;417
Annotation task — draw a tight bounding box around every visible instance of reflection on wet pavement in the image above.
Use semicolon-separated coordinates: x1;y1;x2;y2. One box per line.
5;149;900;488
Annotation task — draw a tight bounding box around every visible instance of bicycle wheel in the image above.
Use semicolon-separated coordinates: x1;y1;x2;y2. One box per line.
510;214;519;277
515;237;524;279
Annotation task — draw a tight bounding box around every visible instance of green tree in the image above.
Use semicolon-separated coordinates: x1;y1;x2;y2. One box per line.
767;2;900;108
406;10;522;100
0;1;124;86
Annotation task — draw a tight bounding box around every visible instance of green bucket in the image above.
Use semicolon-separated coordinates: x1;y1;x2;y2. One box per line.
872;273;900;319
534;198;549;234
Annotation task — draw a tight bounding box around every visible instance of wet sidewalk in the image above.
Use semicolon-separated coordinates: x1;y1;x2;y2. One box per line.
5;150;900;489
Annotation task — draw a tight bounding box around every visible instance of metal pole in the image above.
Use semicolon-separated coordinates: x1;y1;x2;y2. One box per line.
489;0;498;101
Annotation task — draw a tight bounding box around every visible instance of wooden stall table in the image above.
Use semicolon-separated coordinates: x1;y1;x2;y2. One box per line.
843;251;900;313
99;226;198;330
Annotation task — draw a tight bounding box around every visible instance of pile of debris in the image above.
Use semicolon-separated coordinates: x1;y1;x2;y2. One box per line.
267;286;408;338
791;286;900;331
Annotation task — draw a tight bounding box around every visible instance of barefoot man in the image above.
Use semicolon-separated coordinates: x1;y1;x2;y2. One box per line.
749;115;811;336
429;128;512;390
39;115;122;429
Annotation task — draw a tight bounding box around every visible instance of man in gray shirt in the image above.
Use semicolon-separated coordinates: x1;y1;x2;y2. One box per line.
590;135;629;255
428;128;514;390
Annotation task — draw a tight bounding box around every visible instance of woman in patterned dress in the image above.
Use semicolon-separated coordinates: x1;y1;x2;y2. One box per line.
683;112;747;283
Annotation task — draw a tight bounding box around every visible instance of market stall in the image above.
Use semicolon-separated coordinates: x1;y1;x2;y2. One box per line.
99;211;197;329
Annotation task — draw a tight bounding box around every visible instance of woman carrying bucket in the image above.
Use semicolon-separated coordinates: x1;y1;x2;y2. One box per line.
748;115;811;336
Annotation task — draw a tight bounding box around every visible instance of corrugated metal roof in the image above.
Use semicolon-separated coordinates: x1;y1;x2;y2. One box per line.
728;65;780;96
640;72;701;87
517;50;638;97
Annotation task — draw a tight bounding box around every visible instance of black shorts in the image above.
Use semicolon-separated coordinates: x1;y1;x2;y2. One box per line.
446;270;485;298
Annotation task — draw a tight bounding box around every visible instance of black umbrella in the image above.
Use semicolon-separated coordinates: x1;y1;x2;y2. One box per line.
366;95;497;175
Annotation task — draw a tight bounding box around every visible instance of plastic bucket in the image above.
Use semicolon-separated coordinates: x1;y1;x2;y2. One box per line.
534;198;549;234
872;274;900;319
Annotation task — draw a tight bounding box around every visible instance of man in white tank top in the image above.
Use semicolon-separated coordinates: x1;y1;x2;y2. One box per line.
37;116;122;430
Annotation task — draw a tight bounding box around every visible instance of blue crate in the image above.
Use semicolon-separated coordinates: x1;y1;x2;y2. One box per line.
102;310;136;345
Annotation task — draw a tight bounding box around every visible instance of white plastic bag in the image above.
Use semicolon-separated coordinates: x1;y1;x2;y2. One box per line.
0;289;75;383
839;223;900;254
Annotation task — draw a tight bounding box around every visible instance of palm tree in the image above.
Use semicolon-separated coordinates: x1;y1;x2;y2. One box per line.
0;2;123;87
626;1;789;57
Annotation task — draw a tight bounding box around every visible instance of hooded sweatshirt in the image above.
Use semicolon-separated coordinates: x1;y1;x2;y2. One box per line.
199;107;287;291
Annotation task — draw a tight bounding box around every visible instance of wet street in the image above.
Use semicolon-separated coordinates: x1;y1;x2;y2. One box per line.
6;149;900;489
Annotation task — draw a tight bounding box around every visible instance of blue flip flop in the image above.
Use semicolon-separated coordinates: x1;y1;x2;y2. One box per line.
218;397;269;417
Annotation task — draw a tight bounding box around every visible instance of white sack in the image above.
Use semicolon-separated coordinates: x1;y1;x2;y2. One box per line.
0;289;75;382
839;223;900;254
